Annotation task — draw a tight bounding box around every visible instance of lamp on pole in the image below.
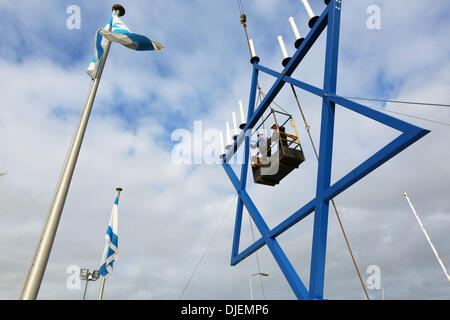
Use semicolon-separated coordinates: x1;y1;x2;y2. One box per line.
79;268;100;300
249;272;269;300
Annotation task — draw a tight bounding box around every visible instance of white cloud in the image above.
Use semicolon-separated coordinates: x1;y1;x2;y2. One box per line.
0;0;449;301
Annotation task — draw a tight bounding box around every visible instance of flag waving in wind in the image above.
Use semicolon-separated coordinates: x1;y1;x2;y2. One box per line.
101;11;164;51
87;10;164;78
86;18;113;79
99;194;119;278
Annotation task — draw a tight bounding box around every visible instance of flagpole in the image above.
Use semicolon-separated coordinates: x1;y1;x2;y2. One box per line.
97;187;123;300
403;192;450;282
97;278;106;301
19;5;125;300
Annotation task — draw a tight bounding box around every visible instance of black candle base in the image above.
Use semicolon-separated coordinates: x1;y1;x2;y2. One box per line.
282;57;291;67
294;38;305;49
250;56;260;64
308;16;319;28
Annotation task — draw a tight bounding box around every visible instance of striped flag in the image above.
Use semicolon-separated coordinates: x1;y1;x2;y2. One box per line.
99;195;119;278
86;12;164;78
100;12;164;51
86;18;113;79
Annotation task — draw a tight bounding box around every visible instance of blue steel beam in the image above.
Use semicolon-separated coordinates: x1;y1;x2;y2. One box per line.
239;189;309;300
223;64;311;299
224;158;310;299
255;64;325;98
230;66;259;260
321;96;430;202
231;237;265;266
222;162;241;192
224;5;330;162
228;96;430;267
222;0;430;300
324;132;429;202
309;0;341;300
329;95;426;132
246;8;329;130
231;198;316;266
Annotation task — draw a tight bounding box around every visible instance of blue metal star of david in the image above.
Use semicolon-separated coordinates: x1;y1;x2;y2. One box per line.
222;0;430;300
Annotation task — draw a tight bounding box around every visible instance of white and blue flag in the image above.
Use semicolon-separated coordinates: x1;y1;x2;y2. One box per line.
100;12;164;51
87;12;164;79
99;195;119;278
86;18;113;79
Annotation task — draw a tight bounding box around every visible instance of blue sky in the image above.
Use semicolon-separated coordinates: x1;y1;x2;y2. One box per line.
0;0;449;300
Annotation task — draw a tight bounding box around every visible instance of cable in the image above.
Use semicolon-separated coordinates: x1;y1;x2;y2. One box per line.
246;92;268;299
177;194;238;300
236;0;244;15
325;94;450;108
239;0;245;15
366;104;450;127
234;1;291;121
291;85;371;300
290;85;318;158
247;210;267;299
259;90;291;115
325;93;450;126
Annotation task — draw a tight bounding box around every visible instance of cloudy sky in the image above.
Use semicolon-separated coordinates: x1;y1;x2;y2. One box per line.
0;0;449;300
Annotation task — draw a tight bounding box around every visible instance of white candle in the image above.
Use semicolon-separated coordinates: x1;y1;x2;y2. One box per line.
220;131;225;154
238;100;245;124
249;38;256;57
288;17;301;40
277;35;289;59
226;122;231;145
301;0;315;19
232;112;238;135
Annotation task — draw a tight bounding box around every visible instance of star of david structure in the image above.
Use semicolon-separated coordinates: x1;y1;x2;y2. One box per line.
221;0;430;300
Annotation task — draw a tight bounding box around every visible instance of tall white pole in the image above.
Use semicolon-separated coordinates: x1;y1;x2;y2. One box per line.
288;17;301;40
82;279;89;300
226;122;232;146
249;39;256;58
19;6;122;300
98;187;123;300
220;131;225;155
277;36;289;59
403;192;450;282
249;273;268;300
97;278;106;300
238;100;245;125
232;112;238;135
300;0;315;19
